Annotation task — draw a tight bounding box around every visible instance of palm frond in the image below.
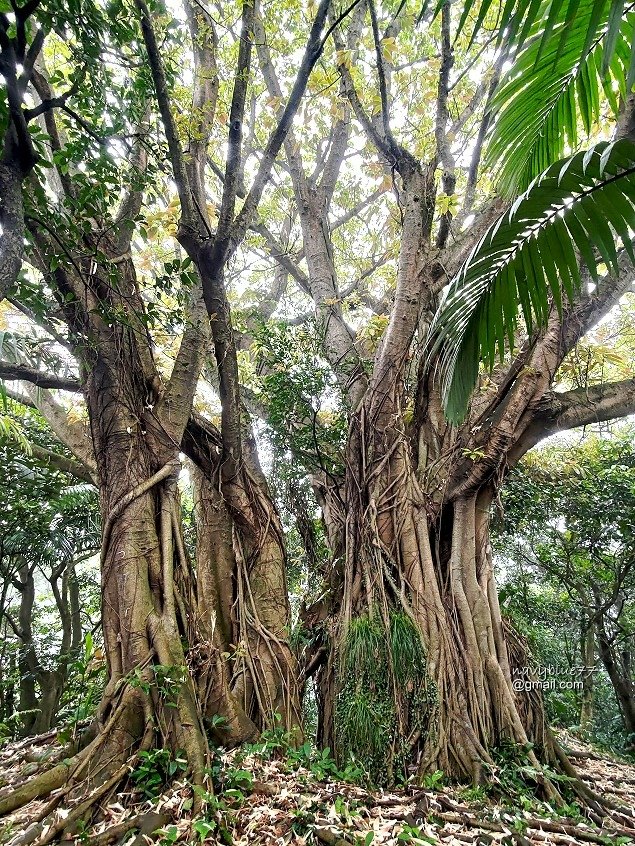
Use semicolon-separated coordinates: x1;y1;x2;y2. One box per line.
419;0;542;48
419;1;631;140
0;413;32;454
428;140;635;424
421;0;619;54
486;0;635;195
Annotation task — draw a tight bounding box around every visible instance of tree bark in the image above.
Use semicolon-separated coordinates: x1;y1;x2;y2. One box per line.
594;605;635;743
16;564;39;737
579;619;595;733
0;163;28;302
185;418;302;738
85;333;210;787
316;392;558;788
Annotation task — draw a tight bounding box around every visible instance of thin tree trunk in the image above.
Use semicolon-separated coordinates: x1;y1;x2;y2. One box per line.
580;619;595;733
69;561;83;653
16;564;39;737
595;611;635;741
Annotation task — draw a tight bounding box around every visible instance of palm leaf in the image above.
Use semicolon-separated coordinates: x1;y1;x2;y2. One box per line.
419;0;622;57
428;140;635;424
486;0;635;195
419;0;542;49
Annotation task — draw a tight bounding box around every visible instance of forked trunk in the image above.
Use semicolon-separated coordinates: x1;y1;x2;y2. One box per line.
594;607;635;742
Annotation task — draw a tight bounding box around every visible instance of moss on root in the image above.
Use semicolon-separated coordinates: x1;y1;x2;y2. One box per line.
334;610;437;784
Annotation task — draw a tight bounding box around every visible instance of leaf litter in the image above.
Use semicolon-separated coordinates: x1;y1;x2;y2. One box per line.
0;730;634;845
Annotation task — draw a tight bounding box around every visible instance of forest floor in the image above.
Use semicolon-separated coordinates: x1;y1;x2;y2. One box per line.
0;730;634;846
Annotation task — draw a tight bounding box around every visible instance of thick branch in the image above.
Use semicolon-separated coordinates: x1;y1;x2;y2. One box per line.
0;164;27;302
333;20;391;160
184;0;219;201
230;0;336;251
529;378;635;442
134;0;196;227
434;0;455;249
21;384;97;478
368;0;395;152
29;443;94;483
215;0;254;247
0;360;80;391
253;222;311;294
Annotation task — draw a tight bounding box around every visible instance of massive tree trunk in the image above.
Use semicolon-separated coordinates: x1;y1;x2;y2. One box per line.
0;243;217;822
307;250;635;798
319;388;555;788
302;143;599;794
185;420;302;739
77;269;209;792
190;464;259;745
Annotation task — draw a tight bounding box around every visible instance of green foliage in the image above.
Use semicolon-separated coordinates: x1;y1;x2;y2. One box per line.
241;724;364;783
130;748;187;799
496;429;635;751
57;632;106;735
337;615;394;778
0;410;31;454
189;756;255;844
421;769;445;790
290;742;366;783
429;140;635;423
396;823;437;844
253;319;347;476
336;688;394;777
487;739;575;807
0;405;100;737
241;723;295;760
390;612;426;685
128;664;188;709
341;614;385;681
156;825;180;846
458;784;488;803
424;0;633;85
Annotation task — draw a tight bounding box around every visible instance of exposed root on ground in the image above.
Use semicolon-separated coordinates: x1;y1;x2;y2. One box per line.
1;728;635;845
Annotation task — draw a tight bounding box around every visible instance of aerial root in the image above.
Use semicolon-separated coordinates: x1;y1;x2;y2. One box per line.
0;749;88;817
0;691;135;818
431;810;628;845
1;696;157;846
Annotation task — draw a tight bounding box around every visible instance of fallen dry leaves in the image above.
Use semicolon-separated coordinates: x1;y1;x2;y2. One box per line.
0;729;634;846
